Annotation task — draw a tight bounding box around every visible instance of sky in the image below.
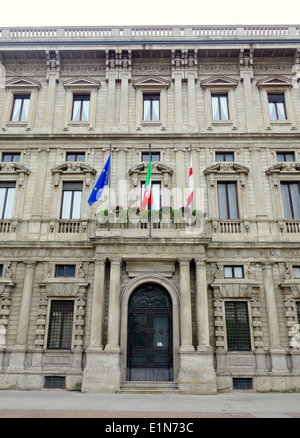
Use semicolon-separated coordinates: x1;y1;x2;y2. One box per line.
0;0;299;27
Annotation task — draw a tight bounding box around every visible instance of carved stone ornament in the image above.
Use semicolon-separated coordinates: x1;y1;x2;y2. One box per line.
266;162;300;176
204;162;249;176
51;162;97;176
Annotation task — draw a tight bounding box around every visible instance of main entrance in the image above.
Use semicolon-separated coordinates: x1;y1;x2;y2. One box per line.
127;283;173;381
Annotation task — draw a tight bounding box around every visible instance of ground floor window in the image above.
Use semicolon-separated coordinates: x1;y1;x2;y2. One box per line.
47;300;74;350
225;301;251;351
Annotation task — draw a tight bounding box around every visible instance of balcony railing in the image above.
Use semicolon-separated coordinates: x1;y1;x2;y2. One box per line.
0;25;299;42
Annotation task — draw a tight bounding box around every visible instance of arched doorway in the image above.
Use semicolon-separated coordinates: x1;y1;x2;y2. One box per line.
127;283;173;381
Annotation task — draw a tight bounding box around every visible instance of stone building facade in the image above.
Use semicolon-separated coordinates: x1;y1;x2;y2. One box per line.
0;25;300;394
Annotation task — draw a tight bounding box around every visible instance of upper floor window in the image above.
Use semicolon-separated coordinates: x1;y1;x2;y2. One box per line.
224;266;244;278
0;264;3;277
47;300;74;350
277;152;295;162
211;94;229;121
66;152;85;162
55;264;76;277
2;153;21;162
217;182;239;219
141;181;161;210
216;152;234;162
296;301;300;324
11;95;30;122
281;182;300;219
61;182;82;219
293;266;300;279
225;301;251;351
143;94;160;121
72;94;90;121
142;152;160;162
268;94;287;120
0;182;16;219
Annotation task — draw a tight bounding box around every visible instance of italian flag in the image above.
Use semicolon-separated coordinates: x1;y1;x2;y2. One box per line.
186;155;194;207
141;158;152;211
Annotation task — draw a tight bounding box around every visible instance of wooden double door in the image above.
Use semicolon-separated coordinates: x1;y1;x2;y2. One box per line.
127;283;173;381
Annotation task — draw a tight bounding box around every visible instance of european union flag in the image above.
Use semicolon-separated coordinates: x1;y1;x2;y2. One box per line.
87;154;111;206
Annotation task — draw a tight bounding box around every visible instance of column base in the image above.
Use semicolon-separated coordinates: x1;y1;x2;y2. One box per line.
82;350;121;393
178;350;217;395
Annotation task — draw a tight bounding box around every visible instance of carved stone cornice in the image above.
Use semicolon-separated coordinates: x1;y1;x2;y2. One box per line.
266;162;300;176
203;162;249;176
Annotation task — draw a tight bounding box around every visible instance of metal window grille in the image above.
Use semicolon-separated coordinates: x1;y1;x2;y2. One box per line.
233;378;253;390
225;301;251;351
44;376;65;389
47;300;74;350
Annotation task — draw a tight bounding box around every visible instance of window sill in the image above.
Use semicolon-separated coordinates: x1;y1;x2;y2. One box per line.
140;120;162;127
2;122;29;131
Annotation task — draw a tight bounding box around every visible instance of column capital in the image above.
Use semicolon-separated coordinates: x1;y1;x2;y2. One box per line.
109;257;122;266
93;257;106;265
178;258;191;266
195;258;207;267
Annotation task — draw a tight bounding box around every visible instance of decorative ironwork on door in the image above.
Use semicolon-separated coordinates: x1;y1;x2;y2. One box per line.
127;284;173;381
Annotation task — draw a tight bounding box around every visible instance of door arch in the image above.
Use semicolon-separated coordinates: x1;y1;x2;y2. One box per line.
127;283;173;381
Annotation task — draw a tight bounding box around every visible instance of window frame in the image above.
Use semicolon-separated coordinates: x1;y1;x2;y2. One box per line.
277;151;295;162
280;181;300;220
10;95;31;122
46;299;75;350
71;94;90;122
224;265;244;279
66;152;85;162
215;151;234;162
217;181;239;220
0;182;16;219
267;93;287;121
141;151;161;162
224;300;252;352
60;181;83;220
143;94;160;121
55;264;76;278
211;93;229;121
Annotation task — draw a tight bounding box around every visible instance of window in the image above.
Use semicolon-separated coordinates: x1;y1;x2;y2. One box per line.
293;266;300;279
296;301;300;324
268;94;287;120
55;265;76;277
72;94;90;121
142;152;160;162
281;182;300;219
216;152;234;162
47;300;74;350
211;94;229;121
143;94;160;121
2;153;21;162
0;265;3;277
276;152;295;162
0;182;16;219
61;182;82;219
217;182;239;219
66;152;85;162
224;266;244;278
142;181;161;210
11;95;30;122
225;301;251;351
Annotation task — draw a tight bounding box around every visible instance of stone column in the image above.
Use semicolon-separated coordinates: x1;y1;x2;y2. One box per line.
187;72;197;130
195;260;211;350
179;259;194;351
106;72;117;127
119;72;130;128
105;258;122;351
240;69;256;131
262;263;288;374
16;263;36;346
173;72;183;129
89;258;106;350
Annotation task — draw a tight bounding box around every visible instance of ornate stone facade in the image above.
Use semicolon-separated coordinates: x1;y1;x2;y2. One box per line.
0;25;300;393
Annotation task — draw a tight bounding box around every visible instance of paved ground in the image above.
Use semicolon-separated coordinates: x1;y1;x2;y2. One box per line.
0;390;299;419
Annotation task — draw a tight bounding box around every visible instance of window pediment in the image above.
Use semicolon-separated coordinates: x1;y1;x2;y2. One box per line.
200;75;238;89
0;162;30;175
266;162;300;176
63;76;101;89
256;75;293;89
204;162;249;176
132;76;170;90
128;162;173;176
5;77;41;90
52;162;96;175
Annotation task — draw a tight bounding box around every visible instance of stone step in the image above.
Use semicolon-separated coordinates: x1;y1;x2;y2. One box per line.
118;381;179;394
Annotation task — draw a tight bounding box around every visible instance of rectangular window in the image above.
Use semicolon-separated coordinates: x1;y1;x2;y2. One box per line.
281;182;300;219
61;182;82;219
2;153;21;162
66;152;85;162
224;266;244;278
216;152;234;162
293;266;300;279
268;94;287;120
0;182;16;219
217;182;239;219
11;95;30;122
143;94;160;121
211;94;229;121
142;181;161;210
72;94;90;121
225;301;251;351
0;265;3;277
141;152;160;162
55;265;76;277
47;300;74;350
296;301;300;324
277;152;295;162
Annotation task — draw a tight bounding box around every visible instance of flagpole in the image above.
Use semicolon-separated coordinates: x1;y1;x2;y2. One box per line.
108;144;112;231
149;143;152;238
